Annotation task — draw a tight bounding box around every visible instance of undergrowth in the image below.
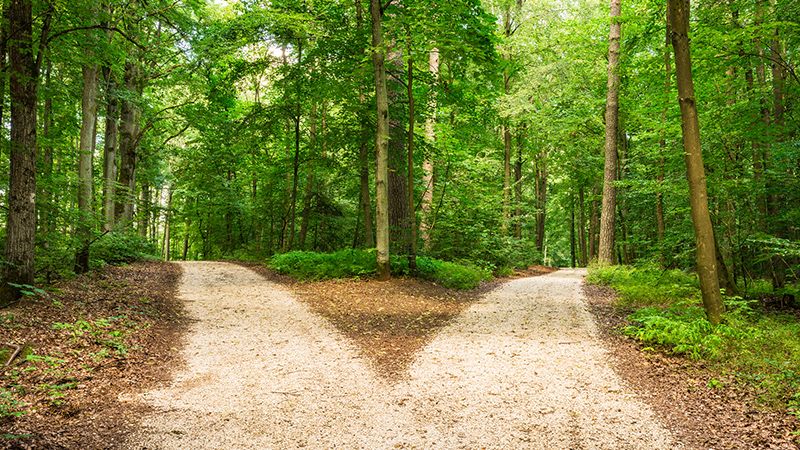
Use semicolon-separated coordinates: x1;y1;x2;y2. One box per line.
588;264;800;416
269;249;491;289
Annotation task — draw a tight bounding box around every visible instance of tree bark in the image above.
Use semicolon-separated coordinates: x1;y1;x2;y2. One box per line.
668;0;724;324
406;42;417;272
514;128;524;239
371;0;390;280
656;14;670;265
598;0;622;265
298;103;318;249
501;6;513;233
1;0;38;304
41;56;53;236
534;153;547;254
578;186;588;266
75;65;99;274
102;66;118;231
420;48;438;249
115;61;140;225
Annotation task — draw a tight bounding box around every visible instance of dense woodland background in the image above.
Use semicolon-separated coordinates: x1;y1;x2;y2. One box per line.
0;0;796;300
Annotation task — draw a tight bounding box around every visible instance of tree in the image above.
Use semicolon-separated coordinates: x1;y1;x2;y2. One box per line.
75;64;99;274
1;0;47;304
598;0;621;265
371;0;390;280
668;0;724;324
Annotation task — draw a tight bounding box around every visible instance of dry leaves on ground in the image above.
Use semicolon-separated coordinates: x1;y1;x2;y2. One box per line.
0;261;186;449
243;263;553;379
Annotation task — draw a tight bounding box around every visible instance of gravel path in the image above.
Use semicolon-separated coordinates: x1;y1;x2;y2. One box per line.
127;262;678;449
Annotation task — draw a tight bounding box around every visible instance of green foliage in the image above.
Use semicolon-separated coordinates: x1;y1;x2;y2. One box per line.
51;317;130;356
269;250;378;280
0;388;26;420
269;250;490;290
91;233;158;267
586;263;700;306
590;265;800;413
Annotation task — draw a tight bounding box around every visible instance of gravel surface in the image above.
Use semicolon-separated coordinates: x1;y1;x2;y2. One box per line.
127;262;678;449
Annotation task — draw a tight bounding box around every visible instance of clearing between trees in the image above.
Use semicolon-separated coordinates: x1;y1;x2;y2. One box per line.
128;262;673;449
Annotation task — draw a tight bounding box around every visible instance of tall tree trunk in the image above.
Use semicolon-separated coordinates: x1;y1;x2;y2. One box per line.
358;106;374;247
371;0;390;280
41;56;53;236
285;40;303;252
1;0;38;304
570;195;576;268
578;186;588;266
768;21;788;296
589;186;600;259
534;153;547;253
406;43;417;272
75;65;99;274
668;0;724;324
356;0;374;249
102;66;118;231
514;129;524;239
0;1;7;131
420;48;438;249
298;103;318;249
598;0;622;265
501;6;513;233
163;188;173;261
115;61;140;225
138;183;150;238
656;15;670;265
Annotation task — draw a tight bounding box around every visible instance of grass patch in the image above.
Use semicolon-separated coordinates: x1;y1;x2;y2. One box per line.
269;249;491;290
588;263;800;414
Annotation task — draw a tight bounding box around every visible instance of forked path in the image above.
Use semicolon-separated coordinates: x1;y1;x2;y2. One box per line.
127;262;678;449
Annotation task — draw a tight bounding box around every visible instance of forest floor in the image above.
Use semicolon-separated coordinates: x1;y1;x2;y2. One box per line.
0;262;187;449
126;262;674;449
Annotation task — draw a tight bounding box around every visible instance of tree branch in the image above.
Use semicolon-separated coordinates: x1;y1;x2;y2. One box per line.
47;25;145;50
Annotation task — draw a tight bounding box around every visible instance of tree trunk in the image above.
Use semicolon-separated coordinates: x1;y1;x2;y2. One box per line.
358;111;374;247
657;15;670;265
668;0;724;324
163;189;173;261
356;0;374;249
138;183;150;238
1;0;38;304
298;103;317;249
514;129;523;239
534;153;547;254
420;48;438;250
102;66;118;232
41;56;53;236
406;43;417;273
115;61;140;225
598;0;622;265
501;6;513;233
570;195;576;268
578;187;588;266
371;0;390;280
75;65;99;274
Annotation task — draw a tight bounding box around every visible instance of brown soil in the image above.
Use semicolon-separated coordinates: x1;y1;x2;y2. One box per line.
0;261;187;449
241;263;552;380
583;283;800;450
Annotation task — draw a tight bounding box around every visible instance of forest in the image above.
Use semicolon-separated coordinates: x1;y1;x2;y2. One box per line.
0;0;799;446
0;0;796;303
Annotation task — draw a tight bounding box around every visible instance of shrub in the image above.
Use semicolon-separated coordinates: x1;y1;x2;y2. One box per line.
91;233;158;266
269;250;490;289
586;263;699;306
